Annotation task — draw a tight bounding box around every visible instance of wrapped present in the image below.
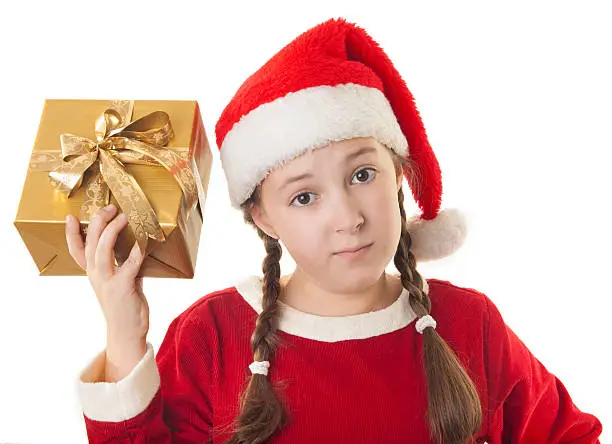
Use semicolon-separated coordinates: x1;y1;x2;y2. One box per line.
14;99;213;278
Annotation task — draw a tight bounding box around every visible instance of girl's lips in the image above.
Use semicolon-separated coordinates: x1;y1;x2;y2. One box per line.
334;242;373;257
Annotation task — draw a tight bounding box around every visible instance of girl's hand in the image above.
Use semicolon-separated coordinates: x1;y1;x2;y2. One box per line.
65;204;150;346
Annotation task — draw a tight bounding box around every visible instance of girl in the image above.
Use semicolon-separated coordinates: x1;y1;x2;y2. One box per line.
68;17;602;444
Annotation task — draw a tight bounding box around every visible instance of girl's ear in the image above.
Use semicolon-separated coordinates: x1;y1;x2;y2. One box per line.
395;157;404;192
250;204;279;240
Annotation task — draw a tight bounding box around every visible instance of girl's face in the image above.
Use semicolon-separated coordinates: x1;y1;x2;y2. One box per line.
250;136;403;293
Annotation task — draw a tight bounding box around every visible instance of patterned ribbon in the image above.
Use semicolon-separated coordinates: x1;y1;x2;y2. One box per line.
28;100;199;253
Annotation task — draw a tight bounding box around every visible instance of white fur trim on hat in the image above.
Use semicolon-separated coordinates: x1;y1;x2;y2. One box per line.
220;83;409;208
407;208;468;262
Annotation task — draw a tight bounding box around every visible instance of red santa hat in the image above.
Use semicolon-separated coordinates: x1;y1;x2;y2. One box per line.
215;17;468;262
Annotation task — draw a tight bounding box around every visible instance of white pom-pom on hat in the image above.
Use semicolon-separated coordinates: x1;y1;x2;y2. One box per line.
406;208;469;262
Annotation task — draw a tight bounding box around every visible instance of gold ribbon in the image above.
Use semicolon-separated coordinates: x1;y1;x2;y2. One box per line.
29;100;199;254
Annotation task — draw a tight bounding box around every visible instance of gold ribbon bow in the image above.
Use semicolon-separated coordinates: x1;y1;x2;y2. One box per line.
29;100;199;254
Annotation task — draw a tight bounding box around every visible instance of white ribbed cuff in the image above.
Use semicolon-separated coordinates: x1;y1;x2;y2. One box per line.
76;342;160;422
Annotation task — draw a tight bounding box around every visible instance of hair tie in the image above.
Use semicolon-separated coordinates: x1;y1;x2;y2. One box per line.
415;314;437;334
249;360;270;376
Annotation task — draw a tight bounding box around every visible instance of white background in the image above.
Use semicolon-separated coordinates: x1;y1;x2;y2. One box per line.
1;1;610;442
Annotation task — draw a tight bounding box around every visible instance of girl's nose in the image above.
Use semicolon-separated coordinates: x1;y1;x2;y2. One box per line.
334;193;365;233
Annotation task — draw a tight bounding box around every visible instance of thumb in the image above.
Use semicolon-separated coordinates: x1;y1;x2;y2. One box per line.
135;276;144;292
119;241;146;279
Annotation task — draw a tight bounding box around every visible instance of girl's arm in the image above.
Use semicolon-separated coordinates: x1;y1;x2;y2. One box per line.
76;311;214;443
483;294;603;443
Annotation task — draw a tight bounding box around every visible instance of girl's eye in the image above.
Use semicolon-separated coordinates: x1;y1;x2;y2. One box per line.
290;192;316;207
351;167;377;184
289;168;377;207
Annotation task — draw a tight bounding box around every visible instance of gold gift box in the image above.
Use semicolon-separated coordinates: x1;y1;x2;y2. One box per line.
14;99;213;278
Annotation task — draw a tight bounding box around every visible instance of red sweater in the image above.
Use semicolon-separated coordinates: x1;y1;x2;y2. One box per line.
77;275;603;443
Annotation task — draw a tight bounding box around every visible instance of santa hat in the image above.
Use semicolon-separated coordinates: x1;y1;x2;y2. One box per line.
214;17;468;262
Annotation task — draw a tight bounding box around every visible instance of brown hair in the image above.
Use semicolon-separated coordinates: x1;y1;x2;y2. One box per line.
221;151;482;444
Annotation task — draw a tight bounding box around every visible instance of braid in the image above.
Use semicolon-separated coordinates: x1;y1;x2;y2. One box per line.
394;185;482;444
252;232;283;356
220;196;288;444
394;188;429;316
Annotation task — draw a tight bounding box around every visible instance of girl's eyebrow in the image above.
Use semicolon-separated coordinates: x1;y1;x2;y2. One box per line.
278;146;377;191
345;146;377;160
278;172;314;191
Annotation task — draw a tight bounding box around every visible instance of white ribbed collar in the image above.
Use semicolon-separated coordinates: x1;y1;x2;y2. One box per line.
234;274;429;342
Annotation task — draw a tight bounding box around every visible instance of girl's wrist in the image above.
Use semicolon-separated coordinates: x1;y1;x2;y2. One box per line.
104;338;148;382
106;327;147;346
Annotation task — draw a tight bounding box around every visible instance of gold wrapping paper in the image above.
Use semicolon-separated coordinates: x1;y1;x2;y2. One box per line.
14;99;213;278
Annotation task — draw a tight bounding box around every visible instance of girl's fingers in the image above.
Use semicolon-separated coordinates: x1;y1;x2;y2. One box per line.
65;215;86;270
95;212;129;275
85;205;118;269
118;241;146;280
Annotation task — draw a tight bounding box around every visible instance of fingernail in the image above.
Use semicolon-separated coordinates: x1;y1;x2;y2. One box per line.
104;204;116;211
65;215;71;224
